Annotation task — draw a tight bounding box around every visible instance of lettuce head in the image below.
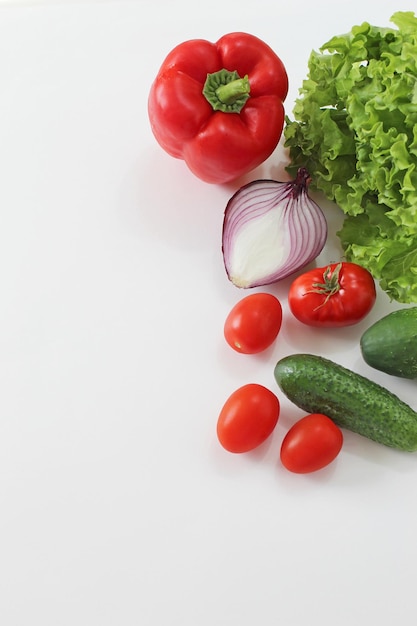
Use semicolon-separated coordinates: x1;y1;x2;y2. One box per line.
284;11;417;303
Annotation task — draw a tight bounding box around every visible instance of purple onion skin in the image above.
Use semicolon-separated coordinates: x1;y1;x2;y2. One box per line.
222;168;328;288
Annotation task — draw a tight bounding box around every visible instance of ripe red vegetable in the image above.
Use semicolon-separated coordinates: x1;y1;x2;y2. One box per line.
148;32;288;184
217;384;280;453
280;413;343;474
224;293;282;354
288;262;376;327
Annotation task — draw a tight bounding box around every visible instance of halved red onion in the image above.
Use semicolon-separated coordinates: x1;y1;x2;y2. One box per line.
222;168;328;288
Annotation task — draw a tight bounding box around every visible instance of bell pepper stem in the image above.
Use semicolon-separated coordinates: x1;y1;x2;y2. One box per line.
203;69;251;113
215;76;250;104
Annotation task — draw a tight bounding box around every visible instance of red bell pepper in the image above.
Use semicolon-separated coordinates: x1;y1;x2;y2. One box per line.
148;32;288;184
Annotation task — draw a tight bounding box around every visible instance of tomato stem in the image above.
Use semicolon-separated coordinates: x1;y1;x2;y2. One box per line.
307;262;343;310
203;69;250;113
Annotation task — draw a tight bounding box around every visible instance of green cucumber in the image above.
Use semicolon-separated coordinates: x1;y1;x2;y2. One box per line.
360;307;417;379
274;353;417;451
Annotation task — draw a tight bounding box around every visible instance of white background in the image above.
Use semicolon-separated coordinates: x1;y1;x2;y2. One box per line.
0;1;416;624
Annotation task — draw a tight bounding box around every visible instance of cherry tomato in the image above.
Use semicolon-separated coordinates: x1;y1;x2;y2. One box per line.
288;262;376;327
217;384;280;453
280;413;343;474
224;293;282;354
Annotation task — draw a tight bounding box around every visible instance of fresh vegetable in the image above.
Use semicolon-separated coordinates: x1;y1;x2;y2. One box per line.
224;293;282;354
274;353;417;451
222;168;327;288
288;262;376;327
148;32;288;184
360;307;417;379
217;383;280;453
284;11;417;304
280;413;343;474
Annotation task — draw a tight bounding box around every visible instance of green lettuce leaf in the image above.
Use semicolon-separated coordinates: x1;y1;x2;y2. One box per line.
284;11;417;303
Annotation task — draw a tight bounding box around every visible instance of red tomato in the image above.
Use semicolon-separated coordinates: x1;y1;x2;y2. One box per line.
224;293;282;354
217;384;280;453
280;413;343;474
288;262;376;327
